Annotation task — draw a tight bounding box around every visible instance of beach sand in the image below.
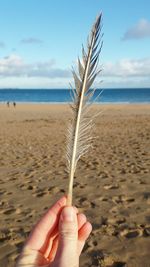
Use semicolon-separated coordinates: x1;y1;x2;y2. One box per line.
0;103;150;267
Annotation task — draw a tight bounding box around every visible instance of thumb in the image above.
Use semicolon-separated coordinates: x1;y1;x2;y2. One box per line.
53;206;79;267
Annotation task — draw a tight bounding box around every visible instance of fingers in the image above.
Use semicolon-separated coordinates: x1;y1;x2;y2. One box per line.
78;222;92;255
77;214;92;255
43;227;58;259
44;206;78;259
47;212;88;263
78;220;92;240
25;196;67;252
53;206;79;267
47;235;59;262
52;210;92;267
77;213;87;229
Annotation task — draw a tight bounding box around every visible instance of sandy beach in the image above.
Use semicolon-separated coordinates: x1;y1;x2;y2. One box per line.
0;103;150;267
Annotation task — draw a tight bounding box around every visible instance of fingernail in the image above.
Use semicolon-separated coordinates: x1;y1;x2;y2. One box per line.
61;207;75;222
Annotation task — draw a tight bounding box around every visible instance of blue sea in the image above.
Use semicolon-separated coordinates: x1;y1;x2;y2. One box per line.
0;88;150;104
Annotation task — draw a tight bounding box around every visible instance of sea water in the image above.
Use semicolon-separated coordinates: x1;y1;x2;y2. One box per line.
0;88;150;104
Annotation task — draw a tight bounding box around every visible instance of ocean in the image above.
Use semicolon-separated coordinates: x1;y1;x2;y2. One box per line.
0;88;150;104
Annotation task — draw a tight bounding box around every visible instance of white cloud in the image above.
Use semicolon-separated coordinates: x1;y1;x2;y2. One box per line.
21;37;43;44
0;54;149;88
122;19;150;40
100;78;150;89
0;54;71;78
0;76;71;89
103;58;150;77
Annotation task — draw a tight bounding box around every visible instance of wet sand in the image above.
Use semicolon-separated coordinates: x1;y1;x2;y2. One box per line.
0;103;150;267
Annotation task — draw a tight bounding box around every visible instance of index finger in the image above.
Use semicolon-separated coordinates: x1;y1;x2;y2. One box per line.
25;195;67;252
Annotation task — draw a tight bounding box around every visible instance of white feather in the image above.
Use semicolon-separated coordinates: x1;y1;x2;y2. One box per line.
66;14;103;205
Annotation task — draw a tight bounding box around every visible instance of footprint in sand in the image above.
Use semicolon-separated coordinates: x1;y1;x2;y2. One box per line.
6;191;13;195
73;182;80;188
33;186;59;197
9;177;18;182
3;208;16;215
33;191;48;198
118;168;126;174
59;189;65;193
143;192;150;200
121;196;135;203
106;225;119;236
79;185;85;189
139;180;147;185
112;262;127;267
78;197;91;208
79;197;87;204
108;217;126;226
98;171;109;179
0;179;5;184
87;239;98;249
0;190;13;195
110;206;118;214
0;229;11;242
90;202;96;208
120;229;142;238
26;185;33;190
0;189;6;195
19;183;36;191
104;184;119;190
112;196;122;204
47;186;59;194
143;227;150;237
0;200;6;207
112;195;135;204
119;178;126;182
89;249;127;267
31;162;41;169
99;196;109;202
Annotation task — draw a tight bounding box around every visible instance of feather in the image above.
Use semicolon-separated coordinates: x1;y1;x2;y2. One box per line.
66;14;103;205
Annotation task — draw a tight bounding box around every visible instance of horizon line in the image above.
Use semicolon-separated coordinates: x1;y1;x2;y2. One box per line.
0;87;150;90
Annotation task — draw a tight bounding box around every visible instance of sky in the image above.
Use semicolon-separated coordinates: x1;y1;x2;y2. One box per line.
0;0;150;89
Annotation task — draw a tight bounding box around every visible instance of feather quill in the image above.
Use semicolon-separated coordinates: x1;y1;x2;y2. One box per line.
66;14;103;205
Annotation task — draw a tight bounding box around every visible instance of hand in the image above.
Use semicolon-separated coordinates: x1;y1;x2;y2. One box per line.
16;196;92;267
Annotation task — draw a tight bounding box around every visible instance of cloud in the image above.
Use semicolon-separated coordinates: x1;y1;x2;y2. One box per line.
122;19;150;40
0;41;6;48
103;58;150;77
21;37;43;44
100;77;150;89
0;54;71;79
1;54;149;80
0;54;150;88
98;57;150;88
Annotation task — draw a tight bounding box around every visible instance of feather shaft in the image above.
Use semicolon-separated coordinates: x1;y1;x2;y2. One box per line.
66;14;102;205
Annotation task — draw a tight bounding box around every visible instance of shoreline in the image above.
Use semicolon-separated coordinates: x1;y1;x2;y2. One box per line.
0;103;150;120
0;101;150;105
0;102;150;107
0;103;150;115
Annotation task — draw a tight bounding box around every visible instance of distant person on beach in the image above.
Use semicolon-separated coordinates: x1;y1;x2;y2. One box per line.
7;101;10;107
16;196;92;267
13;102;16;108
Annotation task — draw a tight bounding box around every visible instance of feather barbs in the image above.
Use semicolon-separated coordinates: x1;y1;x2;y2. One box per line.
66;14;103;205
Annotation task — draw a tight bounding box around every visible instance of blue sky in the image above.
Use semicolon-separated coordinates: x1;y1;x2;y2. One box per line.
0;0;150;88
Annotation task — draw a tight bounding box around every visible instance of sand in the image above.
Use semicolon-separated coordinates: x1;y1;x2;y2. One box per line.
0;103;150;267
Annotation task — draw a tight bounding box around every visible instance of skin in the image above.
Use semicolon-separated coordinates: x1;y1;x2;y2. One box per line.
16;196;92;267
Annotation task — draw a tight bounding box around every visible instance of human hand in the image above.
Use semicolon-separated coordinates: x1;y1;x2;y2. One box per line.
16;196;92;267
